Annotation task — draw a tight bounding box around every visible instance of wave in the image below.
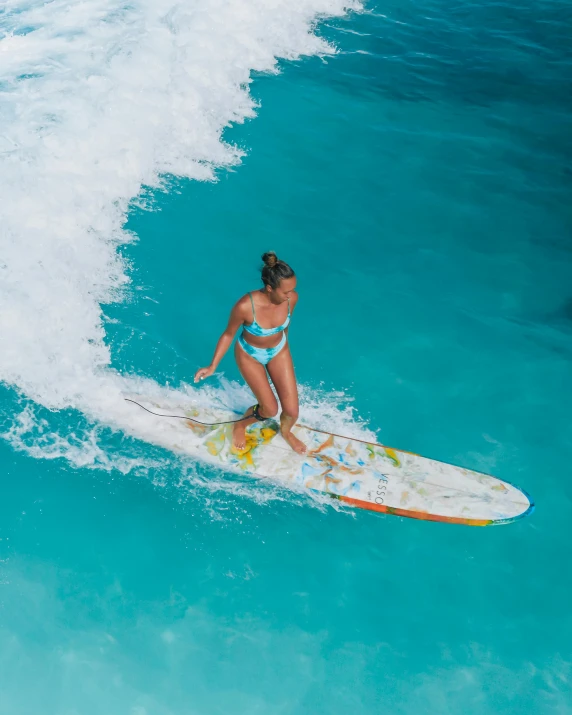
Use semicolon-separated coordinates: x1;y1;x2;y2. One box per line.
0;0;368;483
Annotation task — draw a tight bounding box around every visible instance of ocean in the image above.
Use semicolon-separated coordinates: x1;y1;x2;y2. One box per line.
1;0;571;712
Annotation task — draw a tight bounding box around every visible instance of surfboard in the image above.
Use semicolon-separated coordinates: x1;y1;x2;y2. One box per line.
126;396;534;526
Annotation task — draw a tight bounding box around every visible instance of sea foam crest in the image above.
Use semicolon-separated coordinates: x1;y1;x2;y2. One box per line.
0;0;366;470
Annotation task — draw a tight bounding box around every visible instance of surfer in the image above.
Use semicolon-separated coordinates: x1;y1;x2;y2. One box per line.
194;252;306;454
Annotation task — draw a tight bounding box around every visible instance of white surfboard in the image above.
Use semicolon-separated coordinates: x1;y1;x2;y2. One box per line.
125;396;534;526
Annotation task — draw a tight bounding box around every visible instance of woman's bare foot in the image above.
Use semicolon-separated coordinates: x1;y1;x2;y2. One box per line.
232;420;247;451
282;429;306;455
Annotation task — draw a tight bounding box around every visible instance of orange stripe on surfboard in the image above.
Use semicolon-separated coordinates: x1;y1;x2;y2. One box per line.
337;494;492;526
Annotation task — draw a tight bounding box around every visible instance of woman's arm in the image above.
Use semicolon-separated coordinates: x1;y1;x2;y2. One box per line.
285;291;299;337
194;299;246;382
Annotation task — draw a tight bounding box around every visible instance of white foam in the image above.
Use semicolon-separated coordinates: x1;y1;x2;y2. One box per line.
0;0;368;481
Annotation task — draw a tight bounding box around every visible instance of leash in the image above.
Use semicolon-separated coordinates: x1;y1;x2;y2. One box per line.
124;397;266;426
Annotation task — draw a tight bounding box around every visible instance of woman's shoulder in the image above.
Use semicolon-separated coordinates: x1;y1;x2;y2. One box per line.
232;292;255;317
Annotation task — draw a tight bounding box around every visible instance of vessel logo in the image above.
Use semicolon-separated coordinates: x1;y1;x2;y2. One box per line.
375;474;389;505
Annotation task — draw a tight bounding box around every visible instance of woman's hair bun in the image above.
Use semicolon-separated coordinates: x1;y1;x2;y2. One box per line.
260;251;294;289
262;251;278;268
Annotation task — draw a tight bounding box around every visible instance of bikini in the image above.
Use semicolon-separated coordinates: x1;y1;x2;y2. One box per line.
238;292;290;366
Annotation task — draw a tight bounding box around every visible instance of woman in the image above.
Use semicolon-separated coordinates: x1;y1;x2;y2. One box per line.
194;252;306;454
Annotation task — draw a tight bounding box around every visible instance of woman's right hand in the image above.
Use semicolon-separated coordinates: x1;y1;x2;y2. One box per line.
194;365;215;383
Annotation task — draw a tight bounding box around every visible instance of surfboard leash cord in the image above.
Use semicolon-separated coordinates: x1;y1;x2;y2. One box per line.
124;398;383;447
124;397;265;426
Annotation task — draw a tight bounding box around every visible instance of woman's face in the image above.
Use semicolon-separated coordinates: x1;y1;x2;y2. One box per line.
268;276;296;303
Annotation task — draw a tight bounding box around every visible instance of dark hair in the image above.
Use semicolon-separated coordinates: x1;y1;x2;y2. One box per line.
261;252;295;289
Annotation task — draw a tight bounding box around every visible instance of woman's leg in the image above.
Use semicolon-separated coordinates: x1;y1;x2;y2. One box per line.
233;341;279;450
266;344;306;454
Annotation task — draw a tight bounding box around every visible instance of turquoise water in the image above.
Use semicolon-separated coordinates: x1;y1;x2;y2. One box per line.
1;1;571;713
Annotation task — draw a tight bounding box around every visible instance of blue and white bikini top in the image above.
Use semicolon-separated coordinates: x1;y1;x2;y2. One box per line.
243;292;290;337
